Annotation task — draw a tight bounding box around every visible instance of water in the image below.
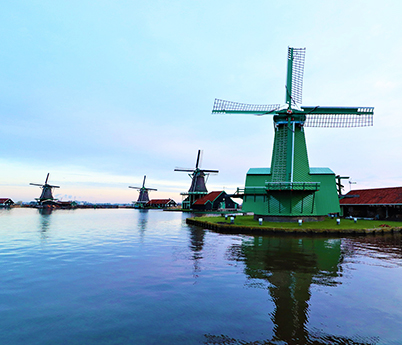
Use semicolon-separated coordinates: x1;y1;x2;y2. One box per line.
1;208;402;345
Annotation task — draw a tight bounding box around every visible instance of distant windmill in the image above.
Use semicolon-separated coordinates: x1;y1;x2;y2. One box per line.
129;175;157;208
30;173;60;206
212;47;373;220
175;150;219;209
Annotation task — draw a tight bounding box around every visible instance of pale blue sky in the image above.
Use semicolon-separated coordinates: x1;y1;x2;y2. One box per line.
1;0;401;203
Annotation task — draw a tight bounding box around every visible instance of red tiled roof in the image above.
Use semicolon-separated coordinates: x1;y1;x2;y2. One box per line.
339;187;402;205
0;198;12;203
147;199;173;205
193;191;223;205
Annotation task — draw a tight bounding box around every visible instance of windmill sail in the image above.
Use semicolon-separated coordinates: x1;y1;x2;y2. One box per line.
195;150;202;169
212;99;281;114
303;106;374;127
286;47;306;106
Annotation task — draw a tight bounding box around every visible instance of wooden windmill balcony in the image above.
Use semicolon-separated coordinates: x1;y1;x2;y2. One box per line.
180;191;208;196
265;181;320;191
237;182;320;196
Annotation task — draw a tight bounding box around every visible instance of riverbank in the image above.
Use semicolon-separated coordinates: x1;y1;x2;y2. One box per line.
163;208;241;214
186;215;402;235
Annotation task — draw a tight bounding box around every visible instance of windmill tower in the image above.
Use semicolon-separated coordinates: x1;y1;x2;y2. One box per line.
129;175;157;208
30;173;60;207
175;150;219;209
212;47;373;221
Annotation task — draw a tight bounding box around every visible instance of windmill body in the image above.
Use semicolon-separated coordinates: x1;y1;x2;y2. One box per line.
30;173;60;207
129;175;157;208
175;150;219;209
213;47;373;220
188;169;208;193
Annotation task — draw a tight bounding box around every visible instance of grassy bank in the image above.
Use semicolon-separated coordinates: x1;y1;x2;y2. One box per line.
187;215;402;234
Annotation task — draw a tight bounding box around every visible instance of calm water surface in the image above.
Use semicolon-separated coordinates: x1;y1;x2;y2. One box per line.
1;208;402;345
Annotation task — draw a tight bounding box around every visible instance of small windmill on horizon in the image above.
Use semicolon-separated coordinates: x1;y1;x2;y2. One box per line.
175;150;219;209
30;173;60;207
129;175;157;208
212;47;374;220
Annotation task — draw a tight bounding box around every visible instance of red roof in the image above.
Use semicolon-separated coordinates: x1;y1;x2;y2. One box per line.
339;187;402;205
0;198;13;203
193;191;223;205
58;201;73;205
147;199;173;205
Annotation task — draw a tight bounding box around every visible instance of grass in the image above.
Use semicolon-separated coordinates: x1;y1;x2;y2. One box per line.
195;215;402;230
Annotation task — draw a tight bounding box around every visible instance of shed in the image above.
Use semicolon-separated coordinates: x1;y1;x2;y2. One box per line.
339;187;402;220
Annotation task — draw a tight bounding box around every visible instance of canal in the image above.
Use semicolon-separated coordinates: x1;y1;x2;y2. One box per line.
0;208;401;344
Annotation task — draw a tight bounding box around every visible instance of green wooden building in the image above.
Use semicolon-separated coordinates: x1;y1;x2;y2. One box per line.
240;167;339;221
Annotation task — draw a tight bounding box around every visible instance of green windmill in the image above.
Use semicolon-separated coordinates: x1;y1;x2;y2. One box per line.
212;47;374;221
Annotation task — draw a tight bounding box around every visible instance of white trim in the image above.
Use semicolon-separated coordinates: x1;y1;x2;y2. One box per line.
291;122;295;182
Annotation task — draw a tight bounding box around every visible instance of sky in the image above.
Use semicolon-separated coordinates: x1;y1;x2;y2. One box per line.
1;0;401;203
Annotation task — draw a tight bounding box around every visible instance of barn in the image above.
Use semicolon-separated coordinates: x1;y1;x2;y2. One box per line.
191;191;239;211
146;199;177;209
0;198;14;208
339;187;402;220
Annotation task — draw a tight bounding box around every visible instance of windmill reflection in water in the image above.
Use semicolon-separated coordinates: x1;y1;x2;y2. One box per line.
205;235;377;345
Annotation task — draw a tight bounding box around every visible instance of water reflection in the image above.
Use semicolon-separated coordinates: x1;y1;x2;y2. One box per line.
38;208;52;240
343;234;402;264
188;225;206;278
38;207;53;216
204;333;376;345
216;236;376;345
137;209;149;241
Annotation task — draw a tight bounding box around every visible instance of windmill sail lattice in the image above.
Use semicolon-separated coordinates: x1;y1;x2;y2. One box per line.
213;99;281;114
287;47;306;106
212;46;374;220
303;107;374;127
